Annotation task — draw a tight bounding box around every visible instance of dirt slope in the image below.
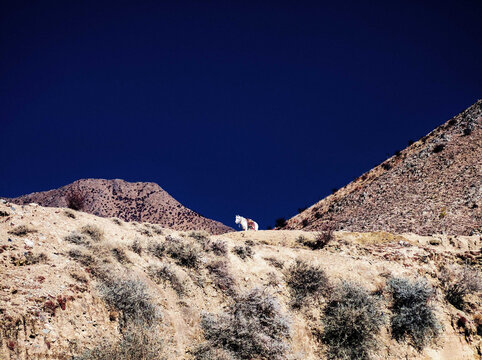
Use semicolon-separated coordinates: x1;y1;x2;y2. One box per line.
7;178;232;235
285;100;482;235
0;201;481;359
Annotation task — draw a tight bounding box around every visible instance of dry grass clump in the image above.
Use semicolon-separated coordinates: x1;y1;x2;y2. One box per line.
0;210;10;217
206;260;236;296
8;225;37;237
111;218;122;226
189;231;210;243
100;276;159;326
264;257;284;269
206;239;228;256
138;227;153;237
200;288;291;360
22;252;48;265
130;238;143;255
149;264;185;296
322;281;384;360
232;245;253;260
64;210;76;219
111;247;130;264
387;277;440;350
192;345;234;360
151;236;202;269
65;188;85;211
297;230;333;250
285;259;329;308
439;265;481;310
73;324;163;360
81;224;104;242
64;232;90;246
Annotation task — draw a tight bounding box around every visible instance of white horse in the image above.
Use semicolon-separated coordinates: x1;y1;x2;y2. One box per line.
235;215;259;231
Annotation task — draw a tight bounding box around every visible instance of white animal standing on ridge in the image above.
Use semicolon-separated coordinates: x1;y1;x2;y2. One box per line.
235;215;259;231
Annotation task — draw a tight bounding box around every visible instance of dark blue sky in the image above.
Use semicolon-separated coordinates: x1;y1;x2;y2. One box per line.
1;1;481;229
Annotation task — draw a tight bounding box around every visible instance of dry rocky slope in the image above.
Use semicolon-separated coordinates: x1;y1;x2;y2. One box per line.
7;178;232;235
285;99;482;235
0;201;481;359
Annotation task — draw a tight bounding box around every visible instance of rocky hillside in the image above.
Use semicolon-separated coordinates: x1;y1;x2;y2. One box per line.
285;100;482;235
7;179;232;235
0;201;481;359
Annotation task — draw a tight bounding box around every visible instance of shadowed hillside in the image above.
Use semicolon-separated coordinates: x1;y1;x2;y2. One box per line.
285;100;482;236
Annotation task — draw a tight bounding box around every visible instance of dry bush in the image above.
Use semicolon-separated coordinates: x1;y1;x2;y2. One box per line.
112;218;122;226
439;265;482;309
189;231;210;243
387;277;440;350
200;288;291;360
8;225;37;237
149;264;185;296
298;231;333;250
264;257;284;269
286;259;329;308
64;232;90;246
206;260;236;296
322;281;384;360
192;345;234;360
207;240;228;256
100;277;159;326
24;252;48;265
64;210;76;219
0;210;10;217
81;224;104;242
112;247;130;264
73;324;163;360
165;236;202;268
65;189;85;211
232;245;253;260
138;227;153;237
130;238;143;255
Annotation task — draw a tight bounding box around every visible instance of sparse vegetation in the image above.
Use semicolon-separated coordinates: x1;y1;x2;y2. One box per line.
65;188;85;211
232;245;253;260
439;265;481;310
111;247;130;264
8;225;37;237
264;257;284;269
151;236;203;268
297;230;333;250
297;206;307;214
100;277;158;326
463;127;472;136
381;162;392;171
130;238;142;255
0;210;9;217
322;281;384;360
206;260;236;295
387;277;440;350
64;210;76;219
207;239;228;256
112;218;122;226
64;232;89;246
149;264;185;296
286;259;329;308
81;224;104;242
200;288;291;360
73;324;163;360
432;144;445;153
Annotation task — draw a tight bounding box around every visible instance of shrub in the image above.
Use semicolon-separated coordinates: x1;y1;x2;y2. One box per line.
393;150;401;157
275;217;287;228
112;248;130;264
314;212;322;219
100;277;158;326
64;210;76;219
286;260;329;308
73;324;163;360
189;231;210;243
297;230;333;250
206;260;236;296
166;237;202;268
81;225;104;242
301;219;309;227
64;232;90;246
387;277;440;350
297;206;307;214
0;210;9;217
381;162;392;171
463;127;472;136
112;218;122;226
439;265;481;309
331;188;338;194
322;281;384;360
200;288;291;360
264;257;284;269
8;225;37;236
24;252;48;265
232;245;253;260
432;144;445;153
149;264;185;296
138;227;153;237
65;189;85;211
408;139;415;146
192;345;234;360
207;240;228;256
130;239;142;255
